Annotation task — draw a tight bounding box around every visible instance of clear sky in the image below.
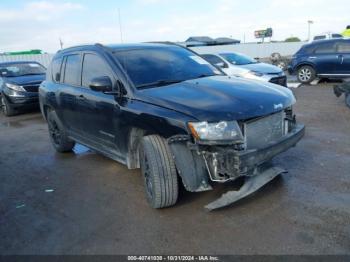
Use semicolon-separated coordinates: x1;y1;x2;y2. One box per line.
0;0;349;53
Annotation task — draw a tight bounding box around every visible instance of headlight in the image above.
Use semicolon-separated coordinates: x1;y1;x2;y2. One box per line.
242;70;264;79
188;121;244;141
5;83;25;92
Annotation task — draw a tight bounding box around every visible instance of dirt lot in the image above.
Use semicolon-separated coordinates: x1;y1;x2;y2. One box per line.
0;84;349;255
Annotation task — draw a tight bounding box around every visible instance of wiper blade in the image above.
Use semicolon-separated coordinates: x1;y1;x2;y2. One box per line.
195;74;216;79
19;73;45;76
136;79;184;89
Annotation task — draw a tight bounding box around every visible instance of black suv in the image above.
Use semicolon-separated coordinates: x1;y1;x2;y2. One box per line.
39;43;304;210
0;61;46;116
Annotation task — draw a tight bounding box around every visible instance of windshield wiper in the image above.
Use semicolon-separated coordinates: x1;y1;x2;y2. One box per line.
19;73;45;76
136;79;184;89
195;74;216;79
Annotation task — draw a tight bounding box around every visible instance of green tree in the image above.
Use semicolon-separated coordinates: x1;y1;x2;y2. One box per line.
285;37;301;42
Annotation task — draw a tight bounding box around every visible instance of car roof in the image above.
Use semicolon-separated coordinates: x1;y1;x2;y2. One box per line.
57;42;181;55
307;38;349;46
0;61;42;66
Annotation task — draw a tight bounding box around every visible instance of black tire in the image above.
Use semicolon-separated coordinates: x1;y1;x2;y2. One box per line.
140;135;178;209
346;93;350;108
297;65;316;84
1;96;17;116
47;110;75;153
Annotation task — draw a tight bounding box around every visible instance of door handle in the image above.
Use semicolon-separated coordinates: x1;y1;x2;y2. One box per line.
337;55;344;64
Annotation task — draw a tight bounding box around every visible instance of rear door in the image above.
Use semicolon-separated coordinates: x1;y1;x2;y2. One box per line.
312;41;338;74
335;41;350;74
59;53;84;135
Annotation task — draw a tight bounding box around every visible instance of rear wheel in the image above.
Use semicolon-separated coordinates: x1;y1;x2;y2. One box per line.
297;65;316;84
47;110;75;153
140;135;179;209
1;96;17;116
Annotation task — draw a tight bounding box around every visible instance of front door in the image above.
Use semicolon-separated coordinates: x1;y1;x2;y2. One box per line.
79;53;119;151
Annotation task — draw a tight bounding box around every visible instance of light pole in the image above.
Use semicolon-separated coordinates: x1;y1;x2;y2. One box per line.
307;20;314;41
117;8;123;43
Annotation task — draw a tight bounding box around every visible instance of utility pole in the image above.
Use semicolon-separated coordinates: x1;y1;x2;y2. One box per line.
118;8;124;43
307;20;314;41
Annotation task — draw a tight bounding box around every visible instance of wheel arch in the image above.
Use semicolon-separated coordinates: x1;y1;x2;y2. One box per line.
296;63;316;73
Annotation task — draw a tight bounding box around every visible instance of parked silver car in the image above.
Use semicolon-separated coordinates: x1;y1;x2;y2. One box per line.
201;52;287;86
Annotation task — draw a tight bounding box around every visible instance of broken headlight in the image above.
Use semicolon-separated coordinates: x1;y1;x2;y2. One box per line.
188;121;244;142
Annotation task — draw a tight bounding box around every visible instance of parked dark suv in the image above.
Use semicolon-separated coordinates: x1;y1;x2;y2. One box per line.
39;43;304;210
289;39;350;83
0;61;46;116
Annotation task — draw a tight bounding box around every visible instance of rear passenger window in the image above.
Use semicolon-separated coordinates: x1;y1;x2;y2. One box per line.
337;42;350;53
51;57;63;82
314;43;335;54
63;54;81;86
82;54;114;87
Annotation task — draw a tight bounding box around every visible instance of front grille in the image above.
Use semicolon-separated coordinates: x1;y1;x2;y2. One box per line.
269;76;287;86
244;112;284;149
22;85;39;92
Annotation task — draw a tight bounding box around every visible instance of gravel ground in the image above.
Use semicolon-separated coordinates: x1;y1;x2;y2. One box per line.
0;84;349;255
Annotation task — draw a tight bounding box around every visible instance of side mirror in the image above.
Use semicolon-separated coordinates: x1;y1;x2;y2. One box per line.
215;62;226;68
89;76;113;92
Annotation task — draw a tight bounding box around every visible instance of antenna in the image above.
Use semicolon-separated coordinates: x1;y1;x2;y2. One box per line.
59;38;64;49
118;8;123;43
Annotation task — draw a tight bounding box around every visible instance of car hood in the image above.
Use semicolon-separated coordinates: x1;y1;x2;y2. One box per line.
5;74;46;86
239;62;282;74
136;76;295;122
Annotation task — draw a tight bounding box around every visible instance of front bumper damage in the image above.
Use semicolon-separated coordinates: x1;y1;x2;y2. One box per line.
205;165;286;210
168;123;305;210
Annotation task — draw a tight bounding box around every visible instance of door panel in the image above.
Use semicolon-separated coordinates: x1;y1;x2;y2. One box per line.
312;42;337;74
79;53;120;153
59;54;84;134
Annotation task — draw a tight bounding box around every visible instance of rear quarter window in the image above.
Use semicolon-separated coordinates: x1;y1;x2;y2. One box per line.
51;57;63;82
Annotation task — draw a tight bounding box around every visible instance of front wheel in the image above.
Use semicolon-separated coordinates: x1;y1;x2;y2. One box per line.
140;135;179;209
1;96;17;116
297;65;316;84
47;110;75;153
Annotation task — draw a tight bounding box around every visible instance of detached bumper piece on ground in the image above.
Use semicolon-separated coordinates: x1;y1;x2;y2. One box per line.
205;166;286;211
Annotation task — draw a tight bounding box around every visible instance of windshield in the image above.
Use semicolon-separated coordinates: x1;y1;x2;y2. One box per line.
113;46;222;89
0;63;46;77
220;53;257;65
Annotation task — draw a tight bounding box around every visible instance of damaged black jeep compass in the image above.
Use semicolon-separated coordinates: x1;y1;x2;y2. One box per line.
39;43;305;210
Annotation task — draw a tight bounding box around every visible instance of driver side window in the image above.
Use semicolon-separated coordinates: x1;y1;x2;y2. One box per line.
81;53;114;88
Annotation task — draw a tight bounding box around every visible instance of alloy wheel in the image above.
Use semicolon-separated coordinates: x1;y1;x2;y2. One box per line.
299;68;312;82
